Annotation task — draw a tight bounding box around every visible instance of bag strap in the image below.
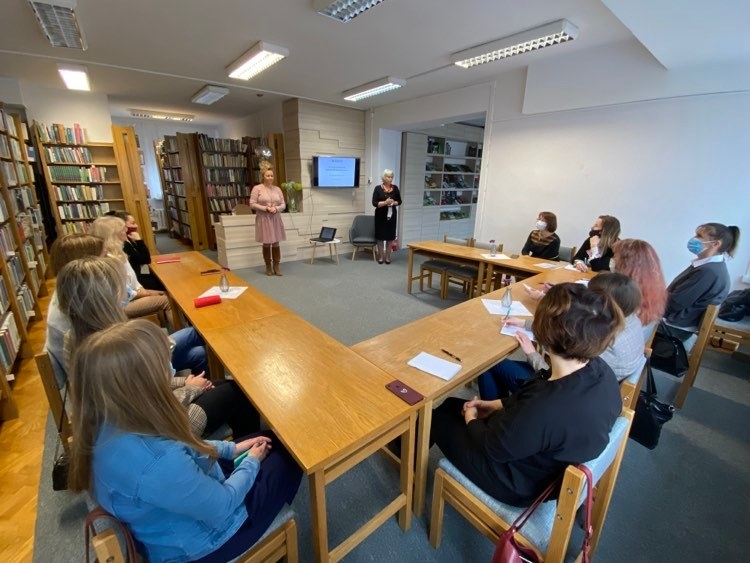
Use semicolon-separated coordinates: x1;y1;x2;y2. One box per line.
508;474;562;533
576;465;595;563
53;382;70;461
644;358;658;396
658;320;677;339
85;507;138;563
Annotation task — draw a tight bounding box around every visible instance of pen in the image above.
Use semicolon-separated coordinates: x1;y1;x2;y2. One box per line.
441;348;461;362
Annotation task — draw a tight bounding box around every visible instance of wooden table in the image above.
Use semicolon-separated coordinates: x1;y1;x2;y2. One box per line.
353;268;590;515
204;314;416;562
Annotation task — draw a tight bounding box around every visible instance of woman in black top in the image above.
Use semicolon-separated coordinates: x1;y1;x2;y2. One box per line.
371;169;402;264
573;214;620;272
521;211;560;260
430;283;622;506
113;211;165;291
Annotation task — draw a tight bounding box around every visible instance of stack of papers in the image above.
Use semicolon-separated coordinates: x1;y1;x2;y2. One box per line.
500;324;536;341
481;299;533;316
198;286;248;300
534;262;560;269
480;253;511;260
408;352;461;381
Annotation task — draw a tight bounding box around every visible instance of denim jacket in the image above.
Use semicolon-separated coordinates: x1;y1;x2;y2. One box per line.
92;425;260;562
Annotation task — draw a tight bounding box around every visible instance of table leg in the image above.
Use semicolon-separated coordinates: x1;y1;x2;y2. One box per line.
407;248;415;294
310;470;330;562
484;263;495;295
413;400;433;516
398;412;416;530
471;262;485;299
334;243;339;264
167;295;184;330
207;345;224;381
310;243;317;265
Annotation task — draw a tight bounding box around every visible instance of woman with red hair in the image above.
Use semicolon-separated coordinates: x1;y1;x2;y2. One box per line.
611;239;668;330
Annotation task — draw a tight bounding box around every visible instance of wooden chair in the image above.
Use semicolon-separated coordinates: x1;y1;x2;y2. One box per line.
429;408;634;562
442;241;502;299
419;235;473;296
709;317;750;354
558;245;577;264
89;503;298;563
35;352;72;455
620;347;651;410
674;304;720;408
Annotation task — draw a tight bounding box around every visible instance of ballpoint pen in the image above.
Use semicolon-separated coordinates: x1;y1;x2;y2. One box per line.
440;348;461;362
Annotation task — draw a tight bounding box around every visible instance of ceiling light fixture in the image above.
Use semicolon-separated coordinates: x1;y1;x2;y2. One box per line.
128;109;195;122
28;0;87;50
226;41;289;80
57;64;89;90
451;19;578;69
313;0;388;22
343;76;405;102
191;85;230;105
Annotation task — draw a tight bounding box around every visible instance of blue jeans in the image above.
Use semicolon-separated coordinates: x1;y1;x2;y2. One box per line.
171;327;208;375
477;359;535;400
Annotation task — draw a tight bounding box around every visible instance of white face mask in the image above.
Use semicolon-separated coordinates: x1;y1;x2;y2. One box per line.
535;220;547;231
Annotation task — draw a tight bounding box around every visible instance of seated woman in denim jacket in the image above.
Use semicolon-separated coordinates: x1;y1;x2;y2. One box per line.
67;319;302;563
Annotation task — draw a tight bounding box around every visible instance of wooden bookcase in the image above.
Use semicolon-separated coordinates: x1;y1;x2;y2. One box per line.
32;122;154;253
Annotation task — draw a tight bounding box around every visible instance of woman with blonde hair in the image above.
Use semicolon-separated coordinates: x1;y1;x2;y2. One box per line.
68;319;301;562
92;215;172;324
372;169;402;264
573;214;621;272
250;167;286;276
57;256;258;438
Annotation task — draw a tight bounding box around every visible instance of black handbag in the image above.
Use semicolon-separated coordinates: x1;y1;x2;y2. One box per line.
650;322;689;377
718;288;750;322
52;383;70;491
629;360;675;449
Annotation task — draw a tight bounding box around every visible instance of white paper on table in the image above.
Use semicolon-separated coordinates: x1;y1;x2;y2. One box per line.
534;262;561;269
407;352;461;381
576;279;590;286
480;253;511;260
500;324;536;341
564;264;579;271
198;286;248;300
481;299;533;317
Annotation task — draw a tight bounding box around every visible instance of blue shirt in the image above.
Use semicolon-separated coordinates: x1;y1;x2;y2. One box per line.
92;425;260;562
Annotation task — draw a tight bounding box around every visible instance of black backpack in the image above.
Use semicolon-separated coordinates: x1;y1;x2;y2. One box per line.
718;289;750;322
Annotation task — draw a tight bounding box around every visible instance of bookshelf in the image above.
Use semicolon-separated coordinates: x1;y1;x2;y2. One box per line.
33;122;154;253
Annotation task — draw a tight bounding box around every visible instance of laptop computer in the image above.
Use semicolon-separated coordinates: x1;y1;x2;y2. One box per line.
310;226;337;243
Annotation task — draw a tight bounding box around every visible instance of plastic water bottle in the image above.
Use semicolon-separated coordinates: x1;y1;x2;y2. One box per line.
501;286;512;309
489;239;497;257
219;272;230;293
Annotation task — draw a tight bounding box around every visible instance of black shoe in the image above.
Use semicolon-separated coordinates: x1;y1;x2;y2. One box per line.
378;259;384;264
385;260;391;264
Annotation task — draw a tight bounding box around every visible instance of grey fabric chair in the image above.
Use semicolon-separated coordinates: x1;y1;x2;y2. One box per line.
558;245;577;264
349;215;377;261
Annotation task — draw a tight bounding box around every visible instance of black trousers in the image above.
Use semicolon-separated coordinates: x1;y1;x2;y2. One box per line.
194;380;260;438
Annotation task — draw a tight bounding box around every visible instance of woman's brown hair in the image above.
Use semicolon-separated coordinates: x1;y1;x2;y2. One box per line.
598;215;621;257
588;272;642;318
532;282;623;362
68;320;216;492
539;211;557;233
698;223;741;257
49;234;104;275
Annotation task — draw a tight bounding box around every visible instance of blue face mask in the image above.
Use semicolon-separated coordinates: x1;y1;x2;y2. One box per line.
687;237;712;255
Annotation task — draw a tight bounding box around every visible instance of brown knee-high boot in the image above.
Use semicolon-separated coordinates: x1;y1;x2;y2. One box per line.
272;245;283;276
262;246;273;276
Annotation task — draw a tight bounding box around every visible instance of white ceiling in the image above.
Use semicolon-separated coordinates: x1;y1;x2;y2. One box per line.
0;0;746;126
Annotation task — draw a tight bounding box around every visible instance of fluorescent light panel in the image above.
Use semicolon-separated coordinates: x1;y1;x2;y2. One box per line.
57;64;89;90
191;85;230;105
452;19;578;69
226;41;288;80
313;0;388;22
343;76;405;102
28;0;86;50
129;109;194;122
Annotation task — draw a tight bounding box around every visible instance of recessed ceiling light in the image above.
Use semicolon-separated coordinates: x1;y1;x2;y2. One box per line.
191;85;230;105
57;64;89;90
128;109;194;122
313;0;389;22
343;76;405;102
226;41;288;80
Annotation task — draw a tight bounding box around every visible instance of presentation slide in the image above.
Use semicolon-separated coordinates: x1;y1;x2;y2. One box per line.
317;157;356;187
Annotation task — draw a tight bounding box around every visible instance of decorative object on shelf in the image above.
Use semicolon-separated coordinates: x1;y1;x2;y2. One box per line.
281;182;302;213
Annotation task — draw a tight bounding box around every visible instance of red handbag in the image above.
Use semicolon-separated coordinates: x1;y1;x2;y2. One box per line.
492;465;594;563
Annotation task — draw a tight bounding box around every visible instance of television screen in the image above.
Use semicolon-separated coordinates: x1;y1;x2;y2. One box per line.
313;156;360;188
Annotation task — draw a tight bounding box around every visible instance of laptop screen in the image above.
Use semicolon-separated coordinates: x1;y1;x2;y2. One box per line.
320;227;336;239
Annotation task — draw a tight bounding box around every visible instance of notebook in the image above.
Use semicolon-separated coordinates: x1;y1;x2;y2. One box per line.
310;226;337;242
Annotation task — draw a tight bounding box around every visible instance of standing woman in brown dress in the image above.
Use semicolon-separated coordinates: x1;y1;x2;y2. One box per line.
250;168;287;276
372;169;402;264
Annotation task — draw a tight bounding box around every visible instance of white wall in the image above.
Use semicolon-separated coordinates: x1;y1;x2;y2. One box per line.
222;101;285;139
0;77;22;104
374;128;402;213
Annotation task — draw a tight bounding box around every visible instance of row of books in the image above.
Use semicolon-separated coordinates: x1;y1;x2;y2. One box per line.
43;146;94;164
16;283;36;321
166;153;181;168
0;160;30;186
6;255;25;289
201;153;247;168
206;183;252;198
0;111;19;136
0;312;22;371
11;186;35;212
57;202;112;220
34;122;87;145
208;197;250;213
177;198;188;213
0;223;18;258
54;184;106;201
170;221;193;242
61;221;95;235
163;168;183;182
0;135;23;160
163;136;179;153
197;134;247;154
49;165;111;183
0;275;9;314
172;184;186;197
204;168;248;184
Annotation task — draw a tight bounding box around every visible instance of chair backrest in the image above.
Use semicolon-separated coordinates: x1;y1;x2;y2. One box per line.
620;347;651;409
35;352;72;454
473;240;504;252
350;214;375;241
674;304;720;408
558;245;577;264
443;235;472;246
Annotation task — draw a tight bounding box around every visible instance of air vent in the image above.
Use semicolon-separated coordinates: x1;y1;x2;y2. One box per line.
28;0;87;50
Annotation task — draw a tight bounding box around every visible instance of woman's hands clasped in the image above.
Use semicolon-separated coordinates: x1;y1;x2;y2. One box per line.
234;436;273;462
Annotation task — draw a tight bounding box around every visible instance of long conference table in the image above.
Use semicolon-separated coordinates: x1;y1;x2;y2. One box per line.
152;252;418;563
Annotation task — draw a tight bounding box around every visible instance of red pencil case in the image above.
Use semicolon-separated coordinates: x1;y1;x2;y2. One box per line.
194;295;221;308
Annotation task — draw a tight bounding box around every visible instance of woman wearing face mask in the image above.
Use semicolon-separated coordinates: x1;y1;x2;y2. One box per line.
663;222;740;348
521;211;560;260
573;215;621;272
111;210;165;291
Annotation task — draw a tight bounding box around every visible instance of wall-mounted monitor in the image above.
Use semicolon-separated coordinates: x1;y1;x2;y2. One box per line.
312;156;360;188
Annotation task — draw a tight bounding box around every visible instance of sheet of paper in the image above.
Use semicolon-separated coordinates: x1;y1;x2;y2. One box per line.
198;286;248;300
576;279;590;286
481;299;533;317
480;253;511;260
500;324;536;341
407;352;461;381
564;264;579;271
534;262;560;269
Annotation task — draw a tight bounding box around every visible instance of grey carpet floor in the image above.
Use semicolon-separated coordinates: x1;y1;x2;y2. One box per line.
32;237;750;561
